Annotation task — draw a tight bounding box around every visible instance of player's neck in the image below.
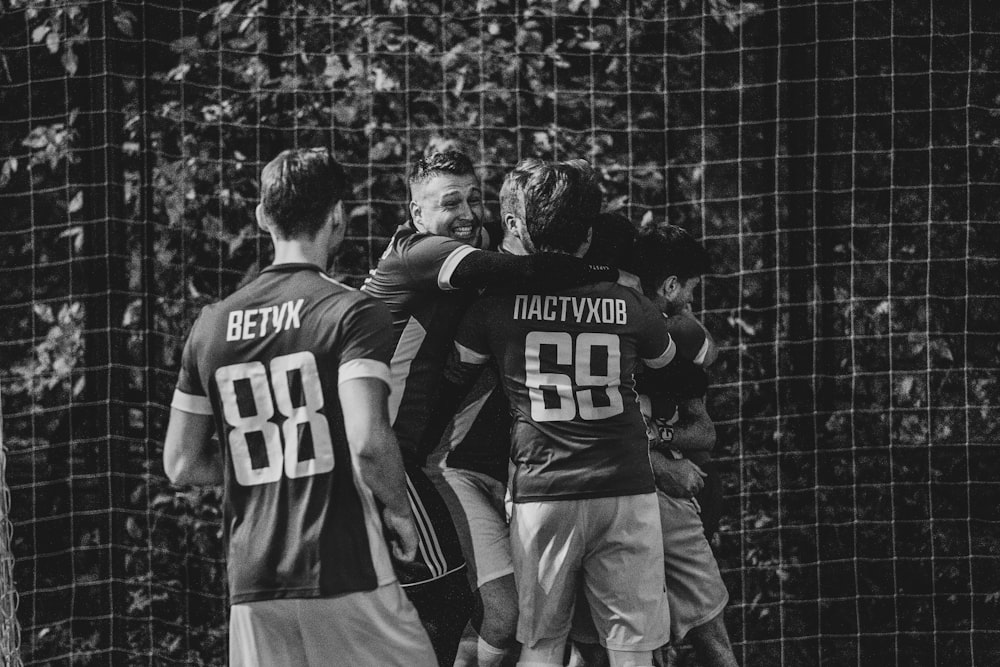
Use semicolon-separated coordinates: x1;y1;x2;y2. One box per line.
271;238;330;269
501;235;528;256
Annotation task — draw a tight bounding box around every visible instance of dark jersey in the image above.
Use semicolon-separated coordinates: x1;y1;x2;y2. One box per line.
454;283;676;502
362;226;479;460
171;263;396;604
424;364;512;484
362;224;620;463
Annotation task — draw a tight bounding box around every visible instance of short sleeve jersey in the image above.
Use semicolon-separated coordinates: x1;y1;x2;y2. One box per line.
362;224;481;461
454;282;676;502
171;263;396;604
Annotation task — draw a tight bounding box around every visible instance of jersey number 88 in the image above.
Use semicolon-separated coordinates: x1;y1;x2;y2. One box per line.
525;331;623;422
215;351;333;486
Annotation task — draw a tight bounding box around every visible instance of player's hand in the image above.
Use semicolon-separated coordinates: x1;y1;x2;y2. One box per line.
381;506;419;563
616;269;642;291
651;455;706;499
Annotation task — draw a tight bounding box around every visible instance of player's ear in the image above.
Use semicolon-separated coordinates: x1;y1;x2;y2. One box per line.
329;200;345;231
502;212;518;232
409;199;422;228
658;275;679;298
255;203;270;232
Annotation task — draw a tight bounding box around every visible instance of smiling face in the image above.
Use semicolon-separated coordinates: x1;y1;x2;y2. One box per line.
409;173;484;244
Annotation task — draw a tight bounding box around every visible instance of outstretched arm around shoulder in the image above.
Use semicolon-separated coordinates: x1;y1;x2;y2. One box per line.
449;248;619;291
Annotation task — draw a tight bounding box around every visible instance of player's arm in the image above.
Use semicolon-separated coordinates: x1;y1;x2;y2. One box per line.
164;319;224;486
650;452;705;499
667;308;718;366
663;397;716;455
336;295;419;562
163;408;223;486
339;376;418;563
449;247;619;291
639;309;677;371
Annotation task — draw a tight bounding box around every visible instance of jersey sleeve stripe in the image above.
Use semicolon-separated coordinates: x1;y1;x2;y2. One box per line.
642;336;677;370
387;317;428;424
693;336;711;366
338;359;391;386
454;341;491;365
170;389;213;415
437;245;479;290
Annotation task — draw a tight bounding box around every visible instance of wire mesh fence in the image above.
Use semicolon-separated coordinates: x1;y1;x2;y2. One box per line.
1;0;998;664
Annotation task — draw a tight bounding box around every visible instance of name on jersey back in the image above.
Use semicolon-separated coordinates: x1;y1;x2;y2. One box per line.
226;298;304;341
512;294;627;325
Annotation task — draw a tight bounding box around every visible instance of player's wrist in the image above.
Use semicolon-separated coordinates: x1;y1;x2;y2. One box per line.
659;423;674;443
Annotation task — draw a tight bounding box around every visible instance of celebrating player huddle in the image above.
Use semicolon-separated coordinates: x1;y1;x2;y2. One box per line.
163;147;738;667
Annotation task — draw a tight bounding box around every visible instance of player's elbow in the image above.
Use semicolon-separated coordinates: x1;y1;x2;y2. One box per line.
163;450;193;485
163;443;222;486
350;422;399;465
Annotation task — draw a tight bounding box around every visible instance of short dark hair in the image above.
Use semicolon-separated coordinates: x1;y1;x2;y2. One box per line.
408;150;476;190
585;211;636;268
260;148;348;238
629;223;711;298
503;158;601;253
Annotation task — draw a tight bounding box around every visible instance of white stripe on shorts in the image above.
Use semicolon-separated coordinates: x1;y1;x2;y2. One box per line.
406;475;448;578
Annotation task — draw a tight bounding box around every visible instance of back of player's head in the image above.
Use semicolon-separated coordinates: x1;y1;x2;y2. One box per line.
259;148;348;238
502;158;601;254
585;211;636;268
408;150;477;192
630;223;711;297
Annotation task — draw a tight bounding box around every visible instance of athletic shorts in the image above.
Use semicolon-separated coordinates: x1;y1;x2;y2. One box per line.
658;492;729;639
397;464;466;587
229;582;436;667
428;466;514;589
571;491;729;644
510;493;669;653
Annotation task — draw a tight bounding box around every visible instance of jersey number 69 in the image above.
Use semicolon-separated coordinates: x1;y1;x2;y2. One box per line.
215;351;333;486
525;331;624;422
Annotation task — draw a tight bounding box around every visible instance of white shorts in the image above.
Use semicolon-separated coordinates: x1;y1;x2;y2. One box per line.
571;492;730;645
510;493;669;653
658;493;729;639
229;583;436;667
429;467;514;589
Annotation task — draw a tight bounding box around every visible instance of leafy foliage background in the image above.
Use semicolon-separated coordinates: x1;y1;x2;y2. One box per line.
1;0;998;664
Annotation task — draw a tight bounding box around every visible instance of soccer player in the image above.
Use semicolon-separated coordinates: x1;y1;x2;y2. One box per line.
632;223;737;667
162;148;436;667
445;159;675;667
631;223;726;540
416;159;615;667
363;151;629;666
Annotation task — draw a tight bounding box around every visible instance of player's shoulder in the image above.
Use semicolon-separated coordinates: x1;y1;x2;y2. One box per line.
663;314;713;365
599;281;657;310
664;312;706;343
370;224;472;284
312;273;389;317
393;223;464;255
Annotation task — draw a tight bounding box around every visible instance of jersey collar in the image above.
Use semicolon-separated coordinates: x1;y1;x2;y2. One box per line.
260;262;327;275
